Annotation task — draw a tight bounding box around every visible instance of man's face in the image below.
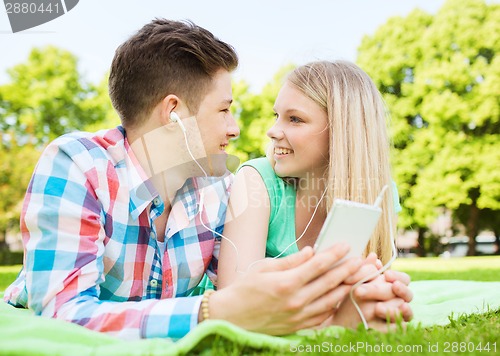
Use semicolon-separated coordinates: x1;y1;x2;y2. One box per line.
128;69;240;203
195;69;240;157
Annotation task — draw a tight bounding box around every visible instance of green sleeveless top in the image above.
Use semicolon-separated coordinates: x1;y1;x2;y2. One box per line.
240;157;299;258
240;157;402;259
190;157;296;294
192;157;402;293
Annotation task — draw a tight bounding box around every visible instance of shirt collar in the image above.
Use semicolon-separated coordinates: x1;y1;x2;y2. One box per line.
115;127;160;220
165;178;200;238
119;126;200;225
165;173;233;239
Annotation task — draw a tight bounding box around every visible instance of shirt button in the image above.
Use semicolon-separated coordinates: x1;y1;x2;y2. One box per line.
149;231;155;239
150;279;158;287
153;197;161;206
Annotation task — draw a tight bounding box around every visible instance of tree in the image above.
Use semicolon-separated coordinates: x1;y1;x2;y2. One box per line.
0;47;114;250
0;135;40;248
0;46;108;145
357;0;500;255
82;74;121;132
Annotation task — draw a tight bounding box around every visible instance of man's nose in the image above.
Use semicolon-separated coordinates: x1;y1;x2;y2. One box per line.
226;112;240;138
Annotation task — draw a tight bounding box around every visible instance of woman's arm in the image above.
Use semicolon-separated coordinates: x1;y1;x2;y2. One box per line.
218;166;271;288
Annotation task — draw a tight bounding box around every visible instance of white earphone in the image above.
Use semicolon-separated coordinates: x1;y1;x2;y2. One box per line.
167;109;242;274
170;111;186;132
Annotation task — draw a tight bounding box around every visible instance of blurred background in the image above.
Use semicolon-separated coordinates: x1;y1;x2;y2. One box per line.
0;0;498;264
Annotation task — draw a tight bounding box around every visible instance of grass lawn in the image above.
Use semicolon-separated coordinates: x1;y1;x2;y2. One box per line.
393;255;500;282
1;257;499;355
0;264;21;291
205;256;500;355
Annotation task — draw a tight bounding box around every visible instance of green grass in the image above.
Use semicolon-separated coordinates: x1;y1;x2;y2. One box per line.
0;264;21;291
190;309;500;355
393;256;500;281
207;256;500;355
292;309;500;356
1;257;499;355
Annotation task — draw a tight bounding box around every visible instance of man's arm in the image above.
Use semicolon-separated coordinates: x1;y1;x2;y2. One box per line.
17;138;203;339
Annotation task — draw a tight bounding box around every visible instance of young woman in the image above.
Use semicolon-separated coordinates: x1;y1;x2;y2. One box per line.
218;60;410;328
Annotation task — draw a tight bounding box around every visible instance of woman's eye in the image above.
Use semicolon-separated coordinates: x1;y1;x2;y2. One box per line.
290;116;302;123
273;112;279;120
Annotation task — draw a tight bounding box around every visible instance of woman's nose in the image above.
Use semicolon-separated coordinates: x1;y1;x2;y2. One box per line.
267;120;284;140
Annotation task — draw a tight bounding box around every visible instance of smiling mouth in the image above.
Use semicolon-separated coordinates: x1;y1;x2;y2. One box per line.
219;144;228;151
275;147;294;155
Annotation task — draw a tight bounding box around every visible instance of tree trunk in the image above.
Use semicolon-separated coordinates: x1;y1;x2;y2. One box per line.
0;228;7;250
466;203;479;256
416;227;426;257
494;229;500;256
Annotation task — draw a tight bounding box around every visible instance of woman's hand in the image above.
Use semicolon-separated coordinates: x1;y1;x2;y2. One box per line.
329;270;413;331
343;252;381;285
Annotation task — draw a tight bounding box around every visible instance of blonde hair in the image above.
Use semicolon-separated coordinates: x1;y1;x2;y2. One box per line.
286;60;395;263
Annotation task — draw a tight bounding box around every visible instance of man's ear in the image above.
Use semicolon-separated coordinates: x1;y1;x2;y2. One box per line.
160;95;191;125
158;95;179;125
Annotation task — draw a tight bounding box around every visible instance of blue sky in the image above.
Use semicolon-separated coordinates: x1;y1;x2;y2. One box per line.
0;0;445;92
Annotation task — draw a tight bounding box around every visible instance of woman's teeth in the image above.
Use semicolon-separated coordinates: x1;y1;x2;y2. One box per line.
275;148;293;155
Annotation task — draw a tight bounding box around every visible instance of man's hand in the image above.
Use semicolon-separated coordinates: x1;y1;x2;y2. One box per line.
207;243;363;335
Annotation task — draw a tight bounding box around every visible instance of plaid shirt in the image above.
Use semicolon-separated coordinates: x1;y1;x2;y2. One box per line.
4;126;232;340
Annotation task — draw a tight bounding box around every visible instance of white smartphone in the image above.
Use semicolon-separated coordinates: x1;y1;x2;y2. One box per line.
313;199;382;266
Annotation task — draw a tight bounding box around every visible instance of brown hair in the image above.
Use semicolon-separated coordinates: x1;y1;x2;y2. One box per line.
109;19;238;128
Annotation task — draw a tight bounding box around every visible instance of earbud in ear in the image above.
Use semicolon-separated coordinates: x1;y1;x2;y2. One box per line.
170;111;181;123
170;111;186;132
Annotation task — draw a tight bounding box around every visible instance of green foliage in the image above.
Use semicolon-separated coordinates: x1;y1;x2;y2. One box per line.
0;46;109;145
0;47;115;242
0;250;23;266
0;136;40;238
357;0;500;252
82;73;121;132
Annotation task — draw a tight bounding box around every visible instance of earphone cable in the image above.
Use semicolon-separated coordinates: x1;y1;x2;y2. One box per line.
177;117;397;323
349;184;397;329
178;122;242;272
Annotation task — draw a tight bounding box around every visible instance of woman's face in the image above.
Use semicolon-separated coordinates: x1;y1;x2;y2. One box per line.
267;81;329;180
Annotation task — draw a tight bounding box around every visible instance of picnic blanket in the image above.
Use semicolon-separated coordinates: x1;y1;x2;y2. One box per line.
1;280;499;355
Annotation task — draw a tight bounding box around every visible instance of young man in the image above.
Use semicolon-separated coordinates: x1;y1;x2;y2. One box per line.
4;19;413;339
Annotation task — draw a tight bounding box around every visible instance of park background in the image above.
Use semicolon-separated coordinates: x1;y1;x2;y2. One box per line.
0;1;499;354
0;0;498;261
